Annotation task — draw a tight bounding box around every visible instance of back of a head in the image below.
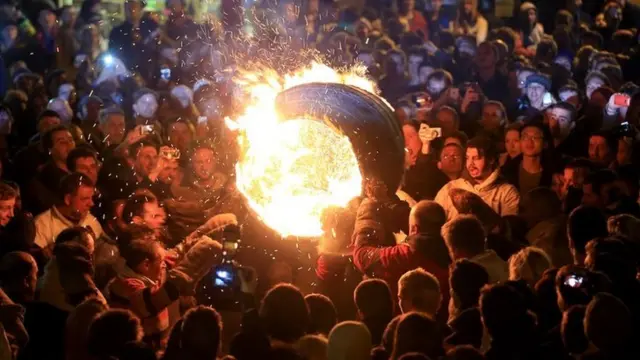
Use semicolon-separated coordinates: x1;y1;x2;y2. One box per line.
607;214;640;242
561;305;588;355
508;247;552;287
585;293;632;352
296;334;328;360
180;306;223;360
59;172;95;200
450;259;489;310
392;312;442;360
398;268;441;315
524;187;561;218
445;345;485;360
87;309;142;358
568;206;607;256
0;251;37;287
305;293;337;336
444;215;486;257
328;321;372;360
260;283;309;344
354;278;394;320
382;315;402;353
479;284;533;340
410;201;446;233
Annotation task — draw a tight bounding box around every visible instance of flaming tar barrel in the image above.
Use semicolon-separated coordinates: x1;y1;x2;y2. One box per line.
275;82;406;196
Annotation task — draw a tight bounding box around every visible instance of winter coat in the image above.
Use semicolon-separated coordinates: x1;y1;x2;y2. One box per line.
526;217;573;267
435;169;520;221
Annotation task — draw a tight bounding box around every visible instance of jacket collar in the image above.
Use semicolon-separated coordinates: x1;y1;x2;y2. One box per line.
461;168;501;192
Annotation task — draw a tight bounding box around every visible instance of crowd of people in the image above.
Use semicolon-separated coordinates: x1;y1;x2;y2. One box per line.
0;0;638;359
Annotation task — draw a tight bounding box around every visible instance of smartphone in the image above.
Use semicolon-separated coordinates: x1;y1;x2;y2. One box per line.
613;94;631;107
197;116;208;125
564;274;584;288
213;264;235;288
140;125;154;135
160;68;171;81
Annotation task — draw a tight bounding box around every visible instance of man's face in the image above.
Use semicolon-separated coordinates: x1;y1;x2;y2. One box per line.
582;183;602;208
547;107;574;138
38;116;61;134
142;201;166;230
436;109;457;135
134;94;158;119
586;78;605;100
0;197;15;226
74;156;99;184
466;147;491;180
101;114;126;144
517;70;534;94
50;130;76;163
403;125;421;167
192;148;217;181
563;167;589;190
168;122;192;151
521;126;544;157
67;185;95;219
427;79;447;98
439;145;464;176
475;43;496;69
158;159;179;185
588;135;611;166
126;1;143;24
526;83;545;106
505;129;521;158
135;146;158;177
481;104;503;130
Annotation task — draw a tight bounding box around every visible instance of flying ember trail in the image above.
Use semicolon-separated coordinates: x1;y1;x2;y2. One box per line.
225;62;378;237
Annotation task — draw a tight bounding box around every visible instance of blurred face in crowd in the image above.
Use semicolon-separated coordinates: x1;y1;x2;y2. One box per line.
517;70;534;95
480;103;504;131
38;10;57;33
38;115;61;135
588;135;611;166
0;196;15;226
158;159;179;185
65;185;95;220
138;200;166;230
100;113;126;144
0;110;11;135
521;126;544;157
586;77;605;100
528;9;537;25
126;0;144;24
582;182;606;208
192;147;217;181
73;156;99;184
547;106;574;139
1;25;17;47
438;145;464;178
134;145;158;178
505;129;521;158
475;43;496;69
137;242;166;283
427;78;447;98
463;0;475;16
167;0;184;14
526;83;545;108
50;130;76;164
133;94;158;119
419;66;435;84
466;147;492;181
436;108;457;136
563;166;589;191
168;122;193;151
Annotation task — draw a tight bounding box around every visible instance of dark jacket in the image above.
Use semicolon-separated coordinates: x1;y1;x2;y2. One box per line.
108;19;159;82
97;153;171;203
24;162;68;215
403;153;450;201
500;154;561;192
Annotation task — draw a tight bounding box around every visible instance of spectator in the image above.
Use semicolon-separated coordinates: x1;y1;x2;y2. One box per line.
588;131;616;168
567;206;608;265
508;247;553;287
398;268;441;318
65;296;108;360
0;182;39;262
392;312;444;360
517;3;545;52
260;283;310;345
443;215;508;283
499;123;522;166
297;334;328;360
0;251;37;304
354;279;394;346
305;293;338;336
546;102;580;156
450;0;488;44
122;193;166;236
584;292;635;358
95;106;126;151
436;137;520;221
66;146;99;184
87;309;144;359
33;172;102;252
438;143;465;181
327;321;372;360
179;306;223;360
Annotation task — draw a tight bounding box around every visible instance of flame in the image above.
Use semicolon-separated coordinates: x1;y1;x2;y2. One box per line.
226;62;377;237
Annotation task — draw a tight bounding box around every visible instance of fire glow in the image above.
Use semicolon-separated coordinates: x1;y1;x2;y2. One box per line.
226;63;377;237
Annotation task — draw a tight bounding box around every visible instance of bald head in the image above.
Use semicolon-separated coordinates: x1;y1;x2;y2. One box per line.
409;201;446;235
0;251;38;303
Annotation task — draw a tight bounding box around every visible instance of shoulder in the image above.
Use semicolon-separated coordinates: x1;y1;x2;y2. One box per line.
34;209;53;223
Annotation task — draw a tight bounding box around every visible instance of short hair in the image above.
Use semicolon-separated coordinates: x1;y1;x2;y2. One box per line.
466;136;499;167
585;71;610;87
567;206;607;256
354;278;394;319
391;312;442;360
327;321;372;360
398;268;441;315
410;200;446;233
42;124;71;151
304;293;337;336
444;215;486;256
449;259;489;310
480;283;534;339
259;283;309;343
0;251;37;285
122;194;157;223
180;306;223;360
426;69;453;87
548;101;577;121
445;130;469;148
98;106;125;125
0;182;17;201
583;169;618;197
297;334;328;360
120;239;162;270
585;293;632;352
128;139;159;159
87;309;142;357
66;147;98;172
38;109;61;123
589;130;617;155
508;247;552;286
564;157;592;171
59;172;95;198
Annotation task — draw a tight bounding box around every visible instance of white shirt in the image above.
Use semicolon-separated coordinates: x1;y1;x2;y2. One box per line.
34;206;103;249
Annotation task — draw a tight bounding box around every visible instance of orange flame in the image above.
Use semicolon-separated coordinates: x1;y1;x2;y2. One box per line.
226;62;377;237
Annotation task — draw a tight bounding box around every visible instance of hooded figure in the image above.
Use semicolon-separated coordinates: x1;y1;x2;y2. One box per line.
518;2;545;51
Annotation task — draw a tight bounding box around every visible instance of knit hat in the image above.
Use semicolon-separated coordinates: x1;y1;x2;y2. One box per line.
524;73;551;90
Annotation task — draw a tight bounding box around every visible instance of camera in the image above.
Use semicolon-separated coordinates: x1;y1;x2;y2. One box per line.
397;92;433;120
140;125;154;135
419;123;442;141
563;274;585;288
160;67;171;81
213;224;241;289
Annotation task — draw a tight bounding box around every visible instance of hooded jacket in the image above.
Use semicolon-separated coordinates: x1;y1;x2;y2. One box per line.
435;169;520;221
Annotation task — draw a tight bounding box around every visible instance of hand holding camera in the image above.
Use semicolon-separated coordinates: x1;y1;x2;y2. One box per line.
607;93;631;113
419;123;442;143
